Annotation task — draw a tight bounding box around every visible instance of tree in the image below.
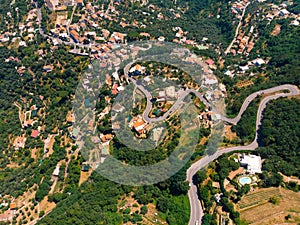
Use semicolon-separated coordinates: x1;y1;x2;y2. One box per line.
285;214;291;220
194;170;207;185
202;214;213;225
269;196;280;205
157;197;169;213
140;205;148;215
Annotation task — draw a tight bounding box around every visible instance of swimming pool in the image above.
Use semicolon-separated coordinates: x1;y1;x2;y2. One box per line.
239;176;252;185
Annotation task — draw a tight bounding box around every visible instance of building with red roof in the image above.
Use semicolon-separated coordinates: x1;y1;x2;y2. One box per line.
112;83;119;95
31;130;39;138
205;59;215;66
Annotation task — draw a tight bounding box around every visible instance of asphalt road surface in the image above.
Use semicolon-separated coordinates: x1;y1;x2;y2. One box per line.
186;85;300;225
123;61;300;225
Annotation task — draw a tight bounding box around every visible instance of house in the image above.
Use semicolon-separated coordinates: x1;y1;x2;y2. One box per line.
43;65;53;73
165;86;176;98
101;134;113;143
101;144;110;155
87;120;94;131
111;32;127;43
45;0;55;11
9;203;17;210
140;32;150;37
252;58;265;66
129;64;146;76
91;14;99;21
112;103;125;112
70;29;81;43
62;0;74;6
76;0;84;6
246;42;254;53
91;136;100;143
52;164;60;176
112;83;119;95
0;210;15;222
24;119;33;127
102;29;110;39
31;130;39;138
205;59;215;66
239;65;249;73
66;113;75;123
279;9;290;16
291;20;300;26
239;154;262;174
131;117;147;134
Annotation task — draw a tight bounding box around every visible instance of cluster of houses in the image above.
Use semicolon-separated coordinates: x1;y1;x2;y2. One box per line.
44;0;211;59
0;202;21;223
48;0;129;49
200;59;228;103
171;26;201;47
228;0;299;56
0;7;38;46
12;104;41;150
198;109;222;128
224;57;267;78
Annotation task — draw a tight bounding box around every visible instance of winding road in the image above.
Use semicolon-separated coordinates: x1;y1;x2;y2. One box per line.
126;66;299;225
122;56;300;225
187;84;299;225
35;6;299;222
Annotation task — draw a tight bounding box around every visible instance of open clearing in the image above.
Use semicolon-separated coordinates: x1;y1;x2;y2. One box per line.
238;187;281;210
239;188;300;224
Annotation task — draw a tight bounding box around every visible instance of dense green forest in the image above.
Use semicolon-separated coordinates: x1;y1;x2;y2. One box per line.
107;0;234;45
258;98;300;177
231;97;261;144
37;173;124;225
37;164;192;225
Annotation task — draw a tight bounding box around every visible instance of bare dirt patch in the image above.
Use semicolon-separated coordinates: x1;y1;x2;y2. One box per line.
224;125;237;141
78;170;92;186
240;188;300;224
39;196;56;215
118;193;166;225
31;147;38;160
271;24;281;36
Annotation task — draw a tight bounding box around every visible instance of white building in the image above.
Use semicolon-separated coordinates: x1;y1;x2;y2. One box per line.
52;164;60;176
239;154;262;174
165;86;176;98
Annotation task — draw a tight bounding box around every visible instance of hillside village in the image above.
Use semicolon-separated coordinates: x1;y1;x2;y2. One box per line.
0;0;299;224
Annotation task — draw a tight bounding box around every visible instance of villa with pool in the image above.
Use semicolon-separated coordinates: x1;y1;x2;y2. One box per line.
239;154;262;174
235;154;262;186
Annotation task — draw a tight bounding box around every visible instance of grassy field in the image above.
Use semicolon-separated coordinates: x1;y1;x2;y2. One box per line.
239;188;300;225
238;187;281;209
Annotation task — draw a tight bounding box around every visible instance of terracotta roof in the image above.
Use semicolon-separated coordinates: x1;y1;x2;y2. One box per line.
205;59;215;66
31;130;39;138
9;203;17;210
